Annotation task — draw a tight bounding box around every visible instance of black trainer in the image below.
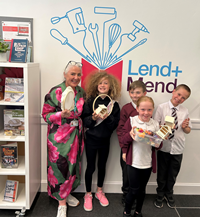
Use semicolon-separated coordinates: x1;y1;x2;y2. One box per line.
133;212;143;217
154;196;164;208
164;195;175;208
123;211;131;217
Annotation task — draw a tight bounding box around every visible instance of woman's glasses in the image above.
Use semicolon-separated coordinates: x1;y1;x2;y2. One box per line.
66;61;82;68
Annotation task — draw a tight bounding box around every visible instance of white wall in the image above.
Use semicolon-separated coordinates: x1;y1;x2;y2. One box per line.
1;0;200;194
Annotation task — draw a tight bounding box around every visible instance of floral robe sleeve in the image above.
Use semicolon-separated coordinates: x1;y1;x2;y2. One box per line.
42;82;85;201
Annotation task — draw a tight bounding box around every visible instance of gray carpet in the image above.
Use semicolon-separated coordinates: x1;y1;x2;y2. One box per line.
1;193;200;217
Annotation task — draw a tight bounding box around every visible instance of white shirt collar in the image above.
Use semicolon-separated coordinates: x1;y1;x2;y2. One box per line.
169;100;179;111
131;101;136;109
135;116;152;126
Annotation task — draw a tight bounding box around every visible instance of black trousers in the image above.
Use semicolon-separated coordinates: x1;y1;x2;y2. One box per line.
125;165;152;214
156;150;183;197
85;143;110;192
120;149;129;195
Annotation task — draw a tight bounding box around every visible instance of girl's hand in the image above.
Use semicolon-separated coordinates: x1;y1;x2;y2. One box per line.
122;153;126;162
61;109;71;118
130;126;136;140
92;111;99;121
101;112;108;120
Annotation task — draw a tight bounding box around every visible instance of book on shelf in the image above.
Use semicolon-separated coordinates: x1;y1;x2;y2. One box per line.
9;38;29;63
1;142;18;168
3;180;19;202
4;77;24;102
4;109;25;136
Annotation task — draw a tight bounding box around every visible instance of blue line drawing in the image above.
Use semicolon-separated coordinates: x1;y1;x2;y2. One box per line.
50;6;150;69
50;29;91;62
51;7;87;34
88;23;101;64
128;20;149;41
94;7;117;67
104;23;121;67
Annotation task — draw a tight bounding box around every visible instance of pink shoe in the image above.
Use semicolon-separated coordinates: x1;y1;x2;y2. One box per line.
95;190;109;207
83;193;93;211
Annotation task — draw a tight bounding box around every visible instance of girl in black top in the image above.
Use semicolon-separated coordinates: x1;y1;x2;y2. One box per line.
82;71;121;211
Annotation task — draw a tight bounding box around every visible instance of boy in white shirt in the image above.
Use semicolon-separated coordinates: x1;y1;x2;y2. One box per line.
153;84;191;209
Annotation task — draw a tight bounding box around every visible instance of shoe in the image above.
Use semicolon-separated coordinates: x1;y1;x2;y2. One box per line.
66;194;80;207
83;193;93;211
56;205;67;217
123;211;131;217
154;196;164;208
164;195;175;208
95;190;109;207
133;212;143;217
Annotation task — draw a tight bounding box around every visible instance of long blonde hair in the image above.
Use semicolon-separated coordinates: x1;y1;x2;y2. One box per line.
84;70;121;101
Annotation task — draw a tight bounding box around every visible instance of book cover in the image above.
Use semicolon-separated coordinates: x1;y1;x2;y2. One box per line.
9;39;29;63
4;109;25;136
1;142;18;168
4;77;24;102
3;180;19;202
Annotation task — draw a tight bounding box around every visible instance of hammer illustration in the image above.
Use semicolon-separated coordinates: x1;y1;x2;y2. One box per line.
128;20;149;42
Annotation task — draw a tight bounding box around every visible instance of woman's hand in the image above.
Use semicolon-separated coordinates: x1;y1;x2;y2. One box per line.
61;109;71;118
130;126;136;140
122;153;126;162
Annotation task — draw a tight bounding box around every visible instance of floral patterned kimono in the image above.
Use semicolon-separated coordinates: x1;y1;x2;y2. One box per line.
42;82;85;201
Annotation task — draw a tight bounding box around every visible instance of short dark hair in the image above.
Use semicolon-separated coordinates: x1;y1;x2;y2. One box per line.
175;84;191;97
129;80;146;92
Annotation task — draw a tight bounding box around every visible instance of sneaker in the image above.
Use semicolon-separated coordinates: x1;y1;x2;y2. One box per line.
83;193;93;211
95;190;109;207
133;212;143;217
154;196;164;208
56;205;67;217
66;194;80;207
164;195;175;208
123;211;131;217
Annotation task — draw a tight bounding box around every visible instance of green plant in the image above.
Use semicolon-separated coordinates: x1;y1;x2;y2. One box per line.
0;39;10;53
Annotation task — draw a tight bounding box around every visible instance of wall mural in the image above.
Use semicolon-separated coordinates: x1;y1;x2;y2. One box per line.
50;6;149;88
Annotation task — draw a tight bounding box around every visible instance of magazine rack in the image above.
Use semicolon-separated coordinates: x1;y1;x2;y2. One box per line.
0;62;41;212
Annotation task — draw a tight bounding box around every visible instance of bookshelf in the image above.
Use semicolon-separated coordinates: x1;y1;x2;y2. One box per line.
0;62;41;211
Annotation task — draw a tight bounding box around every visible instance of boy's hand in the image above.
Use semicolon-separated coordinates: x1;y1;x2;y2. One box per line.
122;153;126;162
182;118;189;129
182;118;191;134
130;126;136;140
